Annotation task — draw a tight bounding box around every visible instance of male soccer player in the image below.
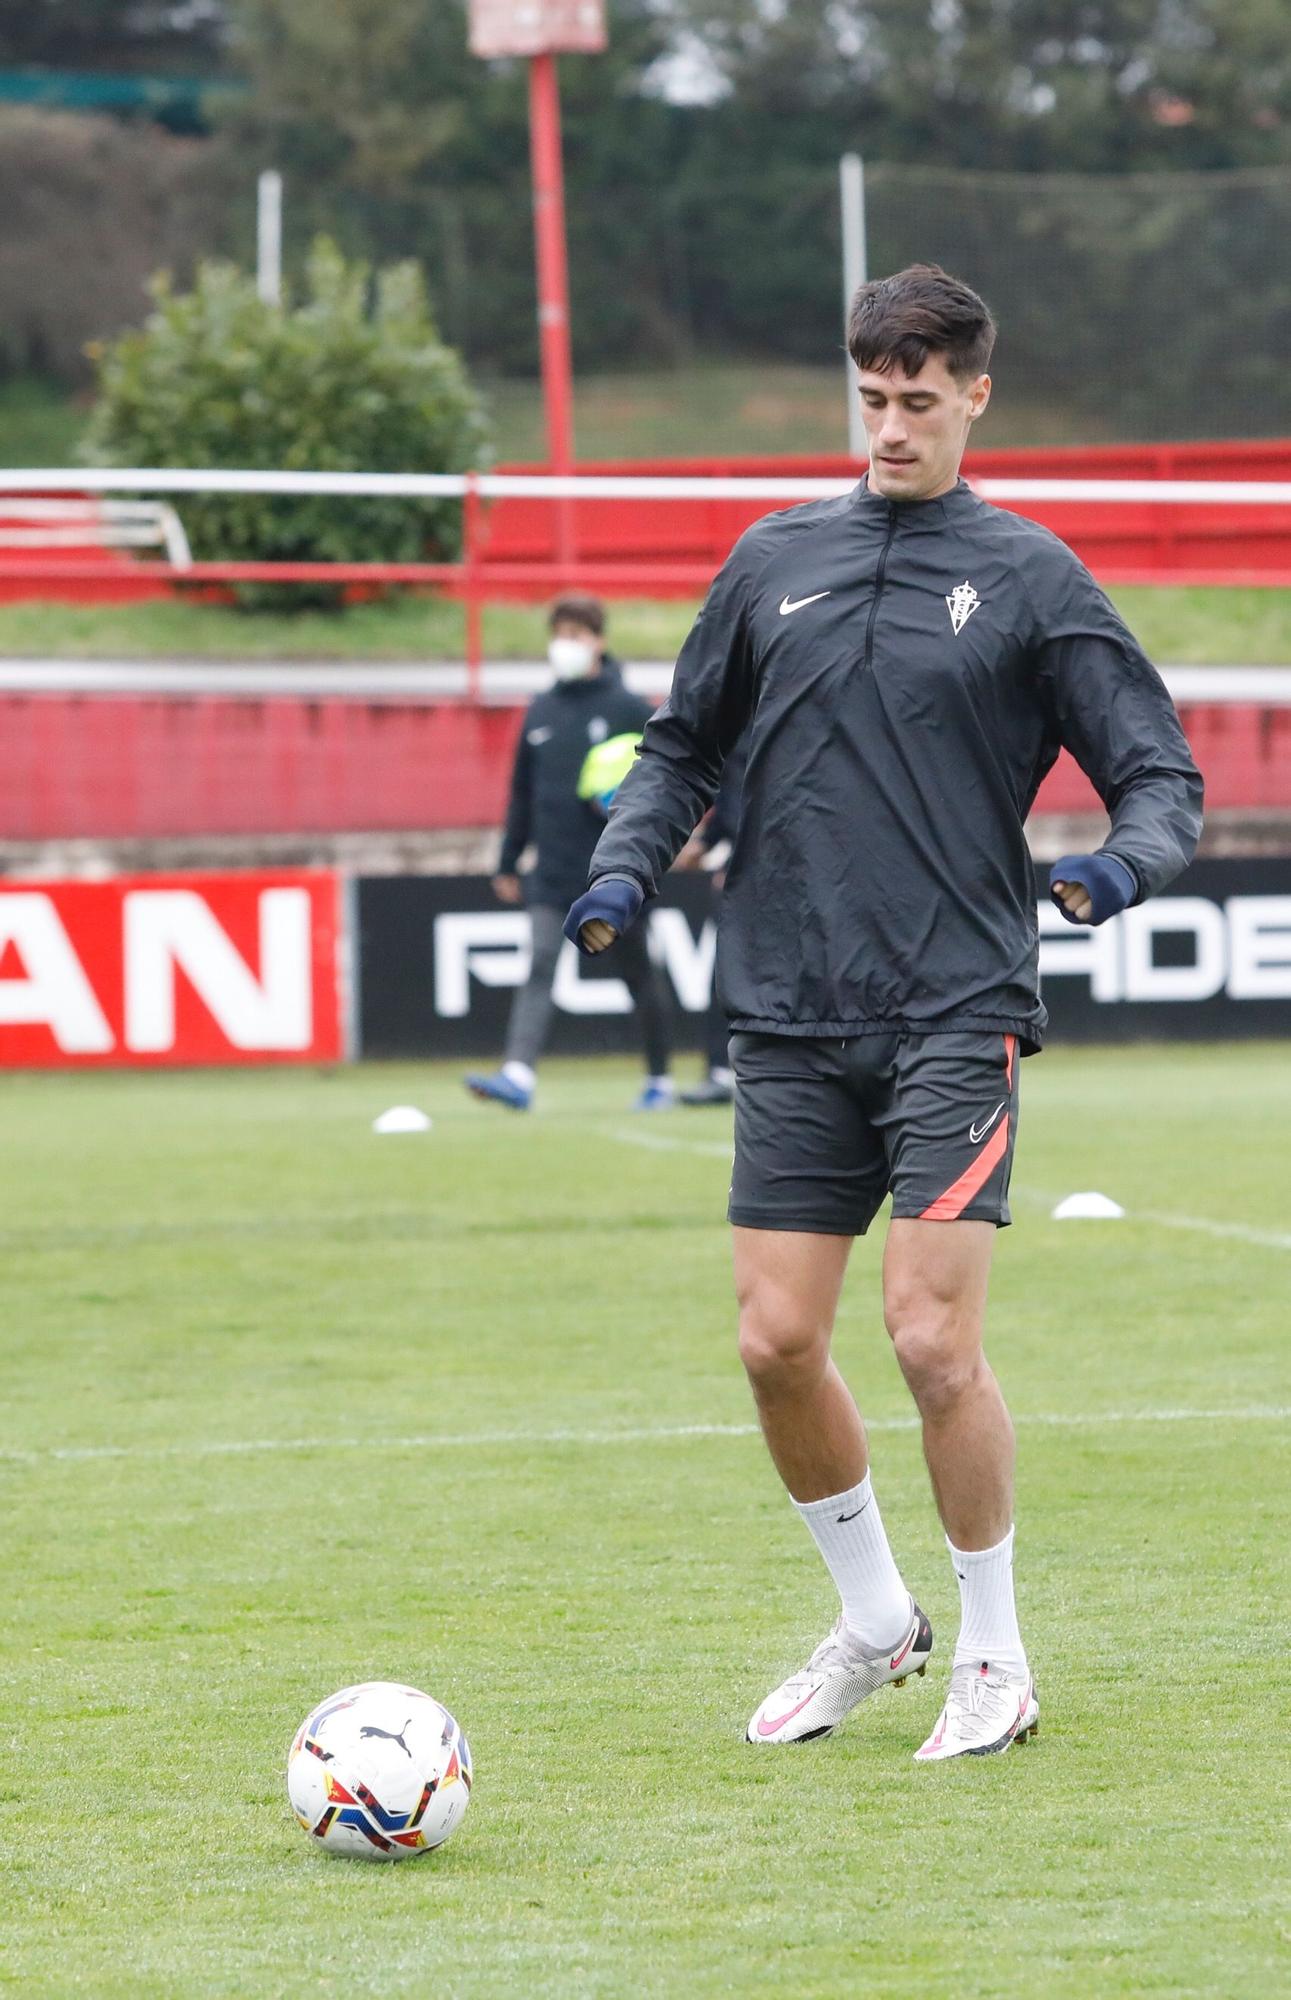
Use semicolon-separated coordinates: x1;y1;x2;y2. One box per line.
564;266;1202;1759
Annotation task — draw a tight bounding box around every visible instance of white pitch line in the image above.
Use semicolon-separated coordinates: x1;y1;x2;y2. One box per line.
1132;1209;1291;1253
610;1136;1291;1252
0;1423;763;1466
609;1126;734;1161
1017;1407;1290;1426
0;1407;1285;1469
1013;1186;1291;1253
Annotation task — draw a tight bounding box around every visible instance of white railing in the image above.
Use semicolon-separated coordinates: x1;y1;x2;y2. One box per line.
0;659;1285;705
0;497;192;566
1;469;1290;505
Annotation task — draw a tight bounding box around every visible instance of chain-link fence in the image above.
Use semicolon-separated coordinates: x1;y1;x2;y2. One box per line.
2;104;1288;452
641;159;1291;445
862;164;1291;446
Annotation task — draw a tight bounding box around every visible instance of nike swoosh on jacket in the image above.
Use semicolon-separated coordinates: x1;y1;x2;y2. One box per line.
587;478;1203;1049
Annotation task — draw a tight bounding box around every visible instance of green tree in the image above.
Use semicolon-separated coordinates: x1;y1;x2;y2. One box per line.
218;1;676;370
666;1;1291;169
84;236;489;607
210;0;1291;403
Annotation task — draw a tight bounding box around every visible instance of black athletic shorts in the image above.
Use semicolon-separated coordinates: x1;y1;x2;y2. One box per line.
728;1030;1020;1236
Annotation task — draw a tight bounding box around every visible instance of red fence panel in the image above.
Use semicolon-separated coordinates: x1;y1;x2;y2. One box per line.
2;442;1290;604
0;696;523;838
470;441;1291;589
0;694;1284;843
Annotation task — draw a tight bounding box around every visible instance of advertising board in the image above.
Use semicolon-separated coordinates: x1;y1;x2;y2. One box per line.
0;872;345;1068
469;1;607;58
356;862;1291;1059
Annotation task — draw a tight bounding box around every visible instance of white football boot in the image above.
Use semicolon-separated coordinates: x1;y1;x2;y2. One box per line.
914;1659;1039;1761
746;1600;933;1745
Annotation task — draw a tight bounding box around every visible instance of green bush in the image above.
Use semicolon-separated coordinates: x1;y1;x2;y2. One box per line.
83;237;489;609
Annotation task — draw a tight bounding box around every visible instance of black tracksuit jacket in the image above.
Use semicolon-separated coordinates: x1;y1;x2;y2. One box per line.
701;728;749;852
589;478;1203;1052
498;655;654;908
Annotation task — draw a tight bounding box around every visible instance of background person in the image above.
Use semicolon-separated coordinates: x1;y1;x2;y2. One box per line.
465;595;675;1113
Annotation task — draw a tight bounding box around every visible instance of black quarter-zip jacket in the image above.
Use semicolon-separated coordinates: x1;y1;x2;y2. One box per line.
499;655;655;908
589;478;1203;1051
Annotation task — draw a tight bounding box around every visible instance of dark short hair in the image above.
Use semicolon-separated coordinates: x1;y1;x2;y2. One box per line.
548;593;606;636
847;264;996;383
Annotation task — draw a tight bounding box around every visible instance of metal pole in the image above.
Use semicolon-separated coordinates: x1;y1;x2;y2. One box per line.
257;170;283;306
528;53;576;566
464;473;483;702
840;154;867;460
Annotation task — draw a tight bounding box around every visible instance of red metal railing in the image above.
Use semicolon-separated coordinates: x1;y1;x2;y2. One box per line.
4;448;1291;702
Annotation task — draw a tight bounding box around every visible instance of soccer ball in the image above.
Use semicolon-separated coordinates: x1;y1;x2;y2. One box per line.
287;1681;472;1860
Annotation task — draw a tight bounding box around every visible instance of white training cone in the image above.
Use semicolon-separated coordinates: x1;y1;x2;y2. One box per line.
1051;1191;1125;1221
372;1106;432;1135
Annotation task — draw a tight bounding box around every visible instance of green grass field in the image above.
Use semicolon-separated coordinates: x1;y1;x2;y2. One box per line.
2;366;1288;667
0;376;89;467
1;1046;1288;1997
0;586;1288;666
0;364;1116;472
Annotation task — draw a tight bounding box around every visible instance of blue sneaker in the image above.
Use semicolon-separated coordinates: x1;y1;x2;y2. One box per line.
632;1080;676;1112
464;1071;532;1111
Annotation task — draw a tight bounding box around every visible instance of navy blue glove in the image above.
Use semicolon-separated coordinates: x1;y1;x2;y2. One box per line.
1049;853;1137;927
563;876;644;954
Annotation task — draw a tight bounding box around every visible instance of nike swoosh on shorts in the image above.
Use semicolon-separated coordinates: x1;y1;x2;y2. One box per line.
969;1100;1006;1144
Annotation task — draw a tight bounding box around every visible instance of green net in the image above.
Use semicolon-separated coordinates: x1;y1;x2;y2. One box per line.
859;163;1291;444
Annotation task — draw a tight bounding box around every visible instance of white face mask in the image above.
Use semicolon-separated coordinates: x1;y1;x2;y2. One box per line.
548;635;597;680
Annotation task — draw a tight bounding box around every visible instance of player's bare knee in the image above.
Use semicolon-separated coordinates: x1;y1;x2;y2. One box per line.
736;1291;829;1393
885;1311;983;1418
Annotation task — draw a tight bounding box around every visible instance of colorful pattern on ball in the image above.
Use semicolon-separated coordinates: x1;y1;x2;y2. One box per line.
286;1681;472;1862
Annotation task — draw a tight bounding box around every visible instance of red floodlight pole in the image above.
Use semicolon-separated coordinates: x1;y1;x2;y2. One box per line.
529;51;575;495
470;4;608;579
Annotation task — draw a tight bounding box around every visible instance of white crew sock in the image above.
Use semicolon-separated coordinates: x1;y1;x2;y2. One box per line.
948;1527;1028;1675
646;1074;674;1094
793;1472;912;1651
502;1061;535;1092
710;1066;734;1088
